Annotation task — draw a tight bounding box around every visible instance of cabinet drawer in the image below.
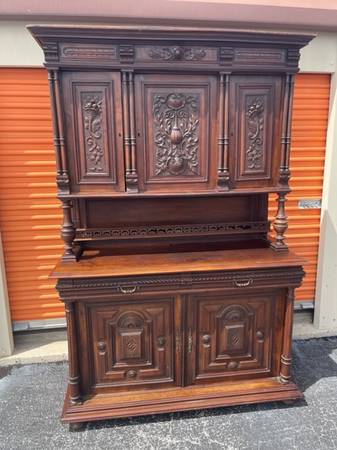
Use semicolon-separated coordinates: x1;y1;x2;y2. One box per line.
186;290;282;384
85;296;178;393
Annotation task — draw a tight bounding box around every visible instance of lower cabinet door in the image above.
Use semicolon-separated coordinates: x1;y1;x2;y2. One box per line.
186;291;278;384
88;296;178;392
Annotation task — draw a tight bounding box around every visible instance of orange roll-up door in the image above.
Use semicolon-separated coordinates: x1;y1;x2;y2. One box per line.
269;73;330;304
0;69;330;325
0;68;63;323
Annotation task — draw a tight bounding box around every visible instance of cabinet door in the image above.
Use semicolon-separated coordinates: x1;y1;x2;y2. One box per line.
135;74;218;193
229;75;282;188
62;72;125;193
186;291;277;385
87;296;179;393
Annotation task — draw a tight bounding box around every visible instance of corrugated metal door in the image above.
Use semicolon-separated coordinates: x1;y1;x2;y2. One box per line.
269;73;330;305
0;68;63;324
0;69;330;324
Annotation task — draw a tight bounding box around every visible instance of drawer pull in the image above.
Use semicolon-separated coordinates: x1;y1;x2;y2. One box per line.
233;279;253;288
119;286;137;294
188;329;193;353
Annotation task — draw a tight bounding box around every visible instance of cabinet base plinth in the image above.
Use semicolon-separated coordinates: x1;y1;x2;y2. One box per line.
61;377;303;424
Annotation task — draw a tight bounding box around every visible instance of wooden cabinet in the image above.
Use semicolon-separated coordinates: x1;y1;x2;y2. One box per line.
88;297;176;392
52;250;306;424
79;289;283;395
186;292;277;385
135;73;218;192
62;72;125;193
29;24;313;428
228;75;283;188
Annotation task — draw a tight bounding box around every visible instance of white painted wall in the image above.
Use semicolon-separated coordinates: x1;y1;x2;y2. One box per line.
0;20;337;72
314;71;337;331
0;233;14;356
0;21;44;67
300;32;337;73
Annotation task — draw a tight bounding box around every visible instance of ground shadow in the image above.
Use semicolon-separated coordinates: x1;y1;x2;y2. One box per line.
79;336;337;432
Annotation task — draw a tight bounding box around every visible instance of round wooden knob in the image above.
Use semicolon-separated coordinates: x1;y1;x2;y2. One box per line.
228;361;239;370
126;369;137;379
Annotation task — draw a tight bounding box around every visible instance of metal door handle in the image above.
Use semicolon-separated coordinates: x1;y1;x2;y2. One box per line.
233;279;253;288
119;286;137;294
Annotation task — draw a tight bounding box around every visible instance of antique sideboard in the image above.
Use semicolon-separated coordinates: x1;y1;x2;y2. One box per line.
29;24;313;429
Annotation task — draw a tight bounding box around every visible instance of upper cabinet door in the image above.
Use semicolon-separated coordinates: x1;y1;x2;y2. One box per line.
62;72;125;193
229;75;283;189
135;74;218;193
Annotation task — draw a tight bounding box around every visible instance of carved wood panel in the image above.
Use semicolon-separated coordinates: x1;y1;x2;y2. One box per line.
89;297;175;391
135;74;218;192
62;72;125;193
187;292;274;384
229;76;282;187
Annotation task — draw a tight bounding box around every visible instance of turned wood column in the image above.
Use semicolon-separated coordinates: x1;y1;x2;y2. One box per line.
61;200;76;261
279;74;295;187
271;192;288;251
280;288;295;383
217;72;230;189
122;69;138;192
48;69;70;193
65;302;81;404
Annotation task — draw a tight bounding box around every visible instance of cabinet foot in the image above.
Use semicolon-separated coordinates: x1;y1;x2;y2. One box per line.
69;422;85;432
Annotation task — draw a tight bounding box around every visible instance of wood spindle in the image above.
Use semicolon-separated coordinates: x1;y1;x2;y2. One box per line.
121;70;131;181
270;192;288;251
217;73;230;189
279;74;295;186
65;302;81;404
280;288;295;383
285;75;295;170
127;70;138;191
61;200;76;261
54;70;70;192
217;73;225;179
47;70;62;177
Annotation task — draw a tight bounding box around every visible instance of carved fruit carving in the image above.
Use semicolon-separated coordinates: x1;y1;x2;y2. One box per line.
82;94;105;172
153;93;200;176
246;96;265;170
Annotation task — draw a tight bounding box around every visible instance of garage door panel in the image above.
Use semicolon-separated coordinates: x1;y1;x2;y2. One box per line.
269;73;330;304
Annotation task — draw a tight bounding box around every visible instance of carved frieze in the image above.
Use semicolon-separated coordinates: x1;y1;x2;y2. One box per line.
56;267;305;295
149;46;206;61
153;93;200;176
75;221;269;241
61;45;117;60
245;96;265;171
82;94;105;173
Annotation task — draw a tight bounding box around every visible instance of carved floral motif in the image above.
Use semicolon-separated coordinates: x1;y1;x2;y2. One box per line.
153;93;200;176
149;46;206;61
245;96;265;171
83;94;104;172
